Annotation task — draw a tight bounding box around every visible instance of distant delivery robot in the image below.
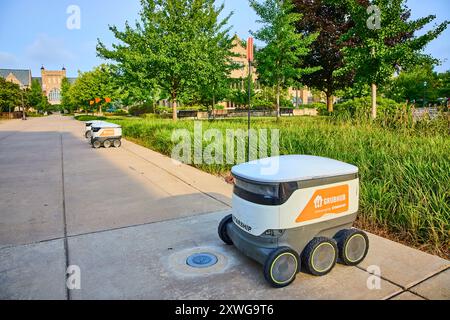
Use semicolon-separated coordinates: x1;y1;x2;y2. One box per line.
218;155;369;288
84;120;106;139
90;122;122;149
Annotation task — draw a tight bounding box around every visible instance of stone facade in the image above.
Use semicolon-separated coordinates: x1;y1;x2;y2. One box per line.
0;67;75;105
40;67;66;105
225;35;314;109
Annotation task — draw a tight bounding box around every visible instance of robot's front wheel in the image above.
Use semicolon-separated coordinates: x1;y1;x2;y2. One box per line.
334;229;369;266
218;214;233;245
264;247;299;288
113;139;121;148
302;237;338;276
85;131;92;139
92;140;102;149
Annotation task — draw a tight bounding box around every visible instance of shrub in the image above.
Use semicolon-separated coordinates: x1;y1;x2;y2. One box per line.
74;115;107;121
129;104;154;116
303;102;326;111
252;99;273;110
114;109;129;116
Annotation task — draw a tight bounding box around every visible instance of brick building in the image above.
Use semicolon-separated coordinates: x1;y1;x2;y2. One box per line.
0;66;76;105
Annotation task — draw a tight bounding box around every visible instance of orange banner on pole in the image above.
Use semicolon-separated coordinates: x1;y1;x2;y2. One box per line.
247;37;254;62
95;97;101;104
104;97;111;103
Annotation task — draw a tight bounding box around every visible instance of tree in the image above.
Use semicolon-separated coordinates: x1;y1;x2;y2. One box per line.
69;65;121;114
98;0;236;121
437;71;450;99
336;0;449;118
27;79;45;111
61;77;75;113
250;0;319;119
384;63;440;104
293;0;355;112
0;78;21;113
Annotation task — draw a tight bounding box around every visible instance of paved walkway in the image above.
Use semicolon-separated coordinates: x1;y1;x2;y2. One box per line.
0;115;448;300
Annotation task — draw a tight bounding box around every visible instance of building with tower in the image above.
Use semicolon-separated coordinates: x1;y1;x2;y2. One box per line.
0;66;76;105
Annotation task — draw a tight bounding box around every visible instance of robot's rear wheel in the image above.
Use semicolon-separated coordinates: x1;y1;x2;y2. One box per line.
264;247;299;288
302;237;338;276
334;229;369;266
218;214;233;245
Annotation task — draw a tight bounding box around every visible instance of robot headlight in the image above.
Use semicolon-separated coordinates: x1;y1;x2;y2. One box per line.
234;178;279;198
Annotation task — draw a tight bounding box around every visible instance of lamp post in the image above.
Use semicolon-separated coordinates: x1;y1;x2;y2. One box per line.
423;81;427;108
21;90;26;120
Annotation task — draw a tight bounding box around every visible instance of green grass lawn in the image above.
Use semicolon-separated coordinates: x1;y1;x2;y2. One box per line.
78;115;450;257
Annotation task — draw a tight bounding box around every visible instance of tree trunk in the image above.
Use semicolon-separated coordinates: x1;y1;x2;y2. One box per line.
276;84;280;119
326;94;333;113
212;93;216;120
371;83;377;119
172;96;177;121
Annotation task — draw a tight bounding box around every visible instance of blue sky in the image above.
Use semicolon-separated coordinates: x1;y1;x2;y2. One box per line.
0;0;449;77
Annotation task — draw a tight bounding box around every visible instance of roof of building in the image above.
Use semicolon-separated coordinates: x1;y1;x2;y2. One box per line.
0;69;31;86
67;77;77;84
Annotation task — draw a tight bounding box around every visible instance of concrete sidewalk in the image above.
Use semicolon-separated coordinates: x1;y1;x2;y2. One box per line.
0;115;448;300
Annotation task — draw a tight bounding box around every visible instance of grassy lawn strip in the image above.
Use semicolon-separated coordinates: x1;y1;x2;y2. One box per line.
77;115;450;258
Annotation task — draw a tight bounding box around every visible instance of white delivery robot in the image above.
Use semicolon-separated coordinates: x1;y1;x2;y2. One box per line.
90;122;122;148
85;120;106;139
218;155;369;288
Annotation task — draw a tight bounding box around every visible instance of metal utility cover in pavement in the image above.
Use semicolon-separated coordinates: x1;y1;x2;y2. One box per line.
186;253;218;268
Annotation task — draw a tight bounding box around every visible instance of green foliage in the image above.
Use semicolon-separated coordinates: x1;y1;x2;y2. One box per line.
300;102;324;110
28;79;46;110
98;0;236;120
336;0;449;89
385;66;449;104
0;77;21;112
67;65;122;113
294;0;355;110
250;0;319;116
129;104;155;116
61;78;74;113
74;115;107;121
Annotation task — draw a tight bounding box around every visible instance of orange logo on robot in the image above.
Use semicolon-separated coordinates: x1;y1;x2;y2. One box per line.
100;129;115;137
296;185;349;223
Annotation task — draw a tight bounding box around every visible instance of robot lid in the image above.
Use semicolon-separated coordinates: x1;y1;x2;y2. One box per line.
85;120;105;126
231;155;358;184
91;122;121;129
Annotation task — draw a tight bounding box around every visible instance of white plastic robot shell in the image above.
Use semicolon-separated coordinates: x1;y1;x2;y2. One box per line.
231;155;358;183
232;178;359;236
231;155;359;236
92;122;121;129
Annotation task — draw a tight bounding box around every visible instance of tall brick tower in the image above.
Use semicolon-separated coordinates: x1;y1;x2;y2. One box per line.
41;66;66;105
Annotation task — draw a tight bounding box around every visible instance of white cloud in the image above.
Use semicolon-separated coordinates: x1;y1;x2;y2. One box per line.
26;34;76;66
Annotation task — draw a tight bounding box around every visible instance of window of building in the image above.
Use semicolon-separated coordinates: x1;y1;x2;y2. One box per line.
48;88;61;102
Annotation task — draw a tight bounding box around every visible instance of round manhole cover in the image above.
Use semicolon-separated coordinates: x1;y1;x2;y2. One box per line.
186;253;218;268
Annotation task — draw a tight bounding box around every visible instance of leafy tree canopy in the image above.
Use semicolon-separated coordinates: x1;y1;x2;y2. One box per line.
250;0;319;118
97;0;236;120
293;0;355;112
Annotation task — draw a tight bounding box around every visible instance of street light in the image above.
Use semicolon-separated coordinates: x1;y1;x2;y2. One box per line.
423;81;427;108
